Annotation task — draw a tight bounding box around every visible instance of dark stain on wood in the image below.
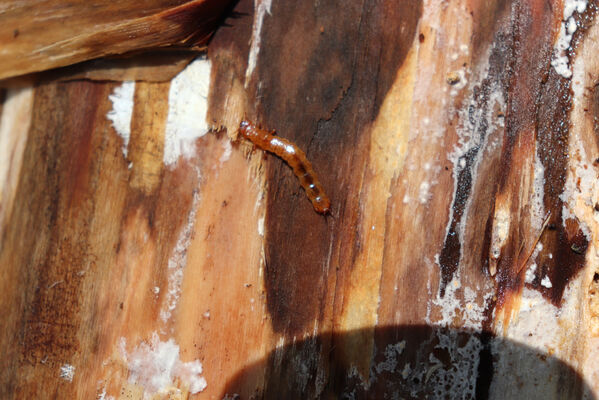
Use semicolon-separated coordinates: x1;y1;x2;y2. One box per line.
438;16;515;295
22;83;106;364
436;0;593;308
492;1;599;308
469;0;512;66
525;2;599;306
491;1;560;308
252;0;422;334
208;0;422;335
0;89;5;116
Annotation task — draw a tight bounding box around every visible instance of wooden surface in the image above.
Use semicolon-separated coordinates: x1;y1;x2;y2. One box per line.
1;0;599;399
0;0;235;80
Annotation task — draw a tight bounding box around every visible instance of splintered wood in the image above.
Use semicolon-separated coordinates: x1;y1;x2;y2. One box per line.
0;0;234;80
1;0;599;398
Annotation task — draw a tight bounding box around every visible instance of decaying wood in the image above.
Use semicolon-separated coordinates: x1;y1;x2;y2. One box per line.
0;0;235;80
1;0;599;399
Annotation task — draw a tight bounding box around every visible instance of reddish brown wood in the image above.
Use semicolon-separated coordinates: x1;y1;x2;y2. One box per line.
1;0;599;398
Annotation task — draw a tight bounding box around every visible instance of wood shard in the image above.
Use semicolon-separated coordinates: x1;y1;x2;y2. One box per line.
0;0;235;80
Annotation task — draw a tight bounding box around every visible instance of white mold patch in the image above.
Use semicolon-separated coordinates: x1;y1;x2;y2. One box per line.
257;215;265;237
490;206;510;261
219;139;232;164
551;0;588;78
106;81;135;158
422;331;482;399
525;262;538;284
160;186;201;326
540;275;553;288
444;49;507;271
418;181;432;204
96;381;115;400
163;57;211;166
245;0;273;84
120;333;207;397
374;341;407;375
429;276;492;331
559;132;596;240
59;363;75;382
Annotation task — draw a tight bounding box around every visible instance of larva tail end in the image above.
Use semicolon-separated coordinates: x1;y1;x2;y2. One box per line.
313;196;331;215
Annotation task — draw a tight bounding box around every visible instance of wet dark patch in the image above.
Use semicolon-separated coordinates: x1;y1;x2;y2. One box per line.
535;222;589;305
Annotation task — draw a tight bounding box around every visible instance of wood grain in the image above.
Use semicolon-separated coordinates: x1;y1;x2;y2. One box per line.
0;0;235;80
1;0;599;398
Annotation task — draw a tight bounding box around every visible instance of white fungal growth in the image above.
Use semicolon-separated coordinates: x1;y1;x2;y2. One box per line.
106;82;135;157
246;0;273;84
429;276;492;331
490;207;510;259
59;364;75;382
559;134;595;240
106;58;211;166
540;275;553;288
551;0;588;78
525;263;538;284
163;57;211;166
120;333;207;397
160;187;200;326
419;181;432;204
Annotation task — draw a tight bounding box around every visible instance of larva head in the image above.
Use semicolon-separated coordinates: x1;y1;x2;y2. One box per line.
312;195;331;214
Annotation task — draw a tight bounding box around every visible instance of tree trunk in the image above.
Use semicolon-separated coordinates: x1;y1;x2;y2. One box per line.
1;0;599;399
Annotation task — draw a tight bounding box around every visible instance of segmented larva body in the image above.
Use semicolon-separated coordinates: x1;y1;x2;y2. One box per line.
239;120;331;214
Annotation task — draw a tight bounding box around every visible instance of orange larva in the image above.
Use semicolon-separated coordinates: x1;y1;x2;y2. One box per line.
238;120;331;214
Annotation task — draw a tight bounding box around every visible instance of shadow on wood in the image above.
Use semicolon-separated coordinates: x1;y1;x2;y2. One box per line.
222;324;596;399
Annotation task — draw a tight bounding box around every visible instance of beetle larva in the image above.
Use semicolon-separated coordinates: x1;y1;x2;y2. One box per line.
239;120;330;214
